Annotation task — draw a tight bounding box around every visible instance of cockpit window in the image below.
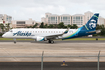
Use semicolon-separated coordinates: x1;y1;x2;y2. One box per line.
9;30;13;32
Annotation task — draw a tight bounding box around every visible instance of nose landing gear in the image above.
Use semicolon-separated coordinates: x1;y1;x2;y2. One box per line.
13;39;16;44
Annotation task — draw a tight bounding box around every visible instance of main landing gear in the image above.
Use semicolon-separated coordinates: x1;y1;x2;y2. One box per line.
48;40;54;44
13;39;16;44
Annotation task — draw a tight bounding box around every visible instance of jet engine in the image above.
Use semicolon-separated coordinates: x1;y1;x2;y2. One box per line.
36;36;45;41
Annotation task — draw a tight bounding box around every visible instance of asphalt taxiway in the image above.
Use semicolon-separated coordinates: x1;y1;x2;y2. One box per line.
0;40;105;62
0;40;105;43
0;62;105;70
0;40;105;70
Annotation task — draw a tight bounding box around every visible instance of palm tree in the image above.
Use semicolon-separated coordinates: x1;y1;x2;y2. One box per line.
32;23;38;28
5;23;10;32
0;24;5;33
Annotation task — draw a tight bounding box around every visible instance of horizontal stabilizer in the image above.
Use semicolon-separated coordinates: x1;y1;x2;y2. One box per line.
87;30;101;34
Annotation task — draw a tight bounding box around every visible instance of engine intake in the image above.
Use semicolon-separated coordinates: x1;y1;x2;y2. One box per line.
36;36;45;41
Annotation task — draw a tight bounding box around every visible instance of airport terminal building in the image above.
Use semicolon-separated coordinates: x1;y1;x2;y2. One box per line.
0;14;12;32
12;18;38;28
41;11;105;27
0;14;12;24
0;11;104;32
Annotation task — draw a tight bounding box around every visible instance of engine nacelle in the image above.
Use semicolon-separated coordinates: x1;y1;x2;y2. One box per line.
36;36;45;41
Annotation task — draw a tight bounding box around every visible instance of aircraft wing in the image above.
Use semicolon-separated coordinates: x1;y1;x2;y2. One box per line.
44;28;69;39
31;28;69;40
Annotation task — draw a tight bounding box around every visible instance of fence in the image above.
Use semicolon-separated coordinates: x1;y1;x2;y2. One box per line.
0;51;104;70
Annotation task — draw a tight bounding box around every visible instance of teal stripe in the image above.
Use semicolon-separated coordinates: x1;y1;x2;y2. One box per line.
85;25;89;30
93;15;98;18
63;28;81;39
39;38;44;41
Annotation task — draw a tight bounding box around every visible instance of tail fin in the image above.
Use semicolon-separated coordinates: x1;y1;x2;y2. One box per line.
81;13;99;31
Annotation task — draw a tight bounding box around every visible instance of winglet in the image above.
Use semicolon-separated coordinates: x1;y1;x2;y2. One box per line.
63;28;69;34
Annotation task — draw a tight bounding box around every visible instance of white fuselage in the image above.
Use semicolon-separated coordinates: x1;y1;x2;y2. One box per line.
3;28;78;39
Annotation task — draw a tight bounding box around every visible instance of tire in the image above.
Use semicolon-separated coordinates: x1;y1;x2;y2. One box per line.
51;40;54;44
48;40;51;43
14;41;16;44
96;38;98;40
48;40;54;44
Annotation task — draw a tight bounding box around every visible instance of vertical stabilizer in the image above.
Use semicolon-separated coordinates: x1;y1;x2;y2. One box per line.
81;13;99;31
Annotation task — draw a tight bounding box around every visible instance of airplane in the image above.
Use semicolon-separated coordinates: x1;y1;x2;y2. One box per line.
2;13;101;44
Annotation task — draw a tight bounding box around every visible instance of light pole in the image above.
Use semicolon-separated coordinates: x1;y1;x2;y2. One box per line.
97;51;100;70
41;51;44;70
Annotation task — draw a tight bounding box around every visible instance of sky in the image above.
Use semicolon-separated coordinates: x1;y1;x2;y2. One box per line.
0;0;105;22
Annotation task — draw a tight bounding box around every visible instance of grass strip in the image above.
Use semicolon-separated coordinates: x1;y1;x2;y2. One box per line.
0;38;105;40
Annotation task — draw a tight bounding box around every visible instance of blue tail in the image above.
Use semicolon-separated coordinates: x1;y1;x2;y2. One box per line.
81;13;99;31
62;13;99;40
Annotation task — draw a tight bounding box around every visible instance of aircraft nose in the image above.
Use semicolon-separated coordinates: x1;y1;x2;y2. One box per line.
2;34;6;38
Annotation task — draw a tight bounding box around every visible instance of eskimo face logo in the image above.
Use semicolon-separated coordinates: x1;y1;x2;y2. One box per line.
91;19;96;22
89;19;96;29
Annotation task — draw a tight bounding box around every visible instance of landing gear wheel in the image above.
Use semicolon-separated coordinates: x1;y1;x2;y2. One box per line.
14;41;16;44
51;40;54;44
96;38;98;40
13;39;16;44
48;40;51;43
48;40;54;44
